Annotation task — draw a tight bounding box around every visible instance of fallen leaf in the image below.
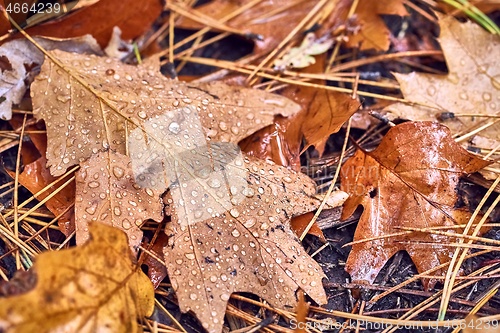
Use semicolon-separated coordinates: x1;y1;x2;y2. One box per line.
385;16;500;144
340;121;490;285
344;0;408;51
8;154;76;236
31;50;300;177
291;212;326;242
274;33;334;70
12;0;163;48
294;289;309;333
142;232;169;289
291;191;348;241
0;222;154;333
8;117;75;235
75;150;163;250
29;48;328;332
241;55;360;166
0;36;101;120
163;155;327;333
31;50;301;247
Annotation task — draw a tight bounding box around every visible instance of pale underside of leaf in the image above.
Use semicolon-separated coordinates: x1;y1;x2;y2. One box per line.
273;33;334;70
0;222;154;333
164;155;327;333
0;36;101;120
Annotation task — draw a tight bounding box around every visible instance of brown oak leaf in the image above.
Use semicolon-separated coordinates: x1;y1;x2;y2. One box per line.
75;150;163;250
31;50;300;177
0;222;154;333
31;50;300;244
164;155;327;333
340;121;490;285
241;55;360;169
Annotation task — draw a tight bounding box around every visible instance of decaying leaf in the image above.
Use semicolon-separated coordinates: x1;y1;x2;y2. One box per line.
385;16;500;144
273;33;334;70
0;222;154;333
0;36;101;120
6;118;75;236
177;0;407;54
75;150;163;249
175;0;314;55
142;232;169;289
341;121;490;285
301;89;360;156
163;155;327;333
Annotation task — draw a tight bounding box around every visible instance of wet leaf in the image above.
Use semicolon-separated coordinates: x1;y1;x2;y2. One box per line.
31;50;299;177
31;50;300;245
141;232;169;289
175;0;406;56
163;155;327;333
8;154;76;236
340;122;490;285
385;16;500;144
290;191;348;241
0;222;154;333
301;89;360;156
75;150;163;250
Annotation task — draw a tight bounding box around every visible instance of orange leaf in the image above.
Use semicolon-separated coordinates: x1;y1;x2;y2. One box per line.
8;118;75;236
344;0;408;51
341;122;490;286
301;89;360;156
12;0;163;47
291;212;326;242
241;56;360;168
142;232;169;289
386;16;500;144
8;154;75;236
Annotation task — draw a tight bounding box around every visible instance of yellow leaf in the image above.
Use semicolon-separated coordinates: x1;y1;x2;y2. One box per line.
0;222;154;333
